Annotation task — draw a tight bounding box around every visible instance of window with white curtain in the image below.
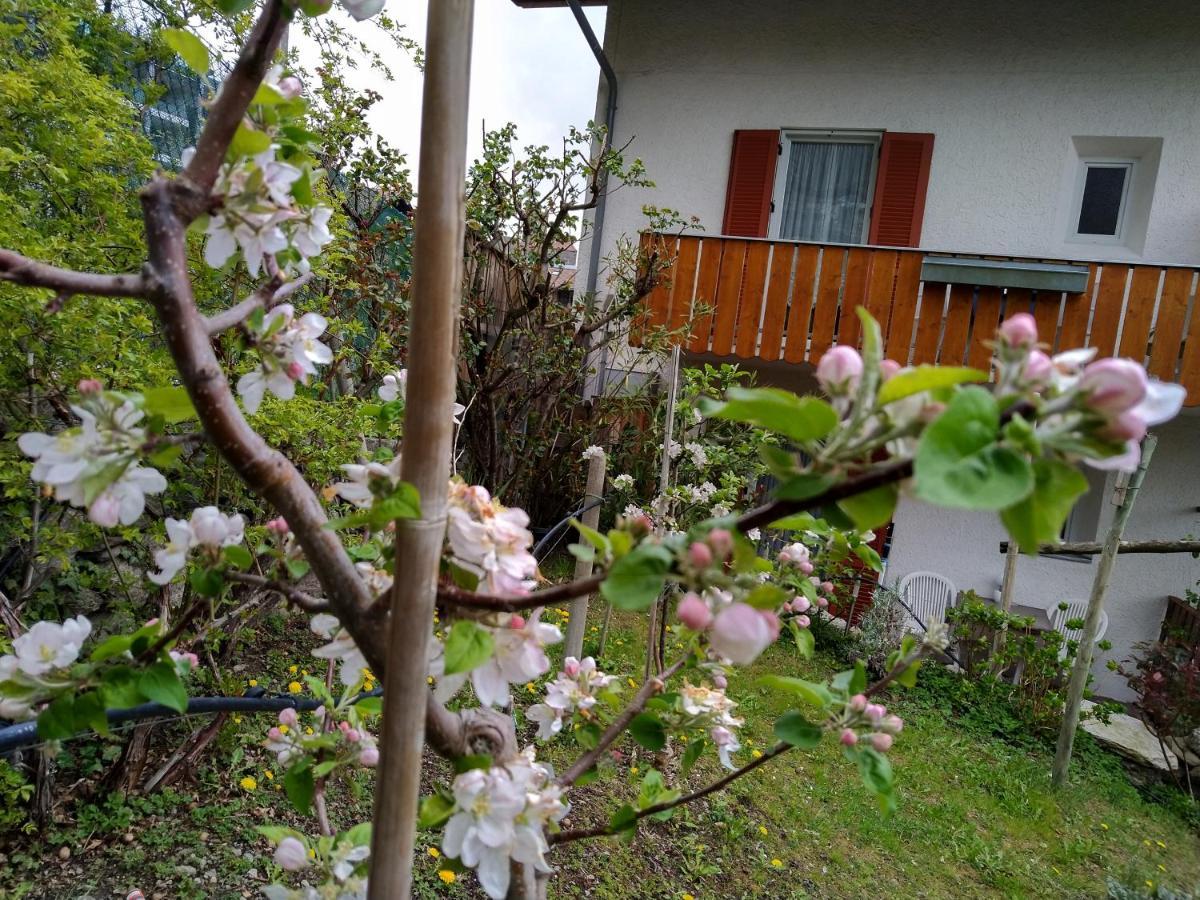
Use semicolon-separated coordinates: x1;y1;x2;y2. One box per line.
770;132;881;244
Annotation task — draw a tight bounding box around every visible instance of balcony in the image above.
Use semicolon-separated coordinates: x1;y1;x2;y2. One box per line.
633;233;1200;405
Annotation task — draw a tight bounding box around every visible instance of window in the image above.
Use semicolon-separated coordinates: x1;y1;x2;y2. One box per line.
1047;466;1108;562
1072;160;1133;242
770;132;880;243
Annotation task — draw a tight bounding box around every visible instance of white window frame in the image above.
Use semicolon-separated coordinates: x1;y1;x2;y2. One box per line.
768;129;882;244
1069;158;1135;246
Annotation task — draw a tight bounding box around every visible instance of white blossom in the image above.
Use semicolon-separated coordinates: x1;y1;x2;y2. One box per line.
581;445;605;462
310;614;369;687
375;368;465;423
612;473;634;492
332;455;403;508
8;616;92;677
147;507;244;585
684;441;708;468
237;304;333;414
446;482;538;595
340;0;386;21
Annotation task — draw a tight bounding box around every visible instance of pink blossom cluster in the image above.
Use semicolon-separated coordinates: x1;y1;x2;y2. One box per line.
446;481;539;595
838;693;904;752
264;707;378;769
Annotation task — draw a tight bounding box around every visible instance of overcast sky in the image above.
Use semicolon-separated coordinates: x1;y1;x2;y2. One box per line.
300;2;607;179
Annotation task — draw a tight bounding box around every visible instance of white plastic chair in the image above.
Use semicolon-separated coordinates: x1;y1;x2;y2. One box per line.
1049;601;1108;658
897;571;957;634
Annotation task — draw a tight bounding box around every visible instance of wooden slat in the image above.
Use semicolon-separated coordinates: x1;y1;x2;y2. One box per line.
838;248;872;348
864;250;900;340
1003;288;1033;320
784;245;820;362
708;240;748;356
808;248;845;362
1058;264;1096;352
757;244;794;362
1088;264;1130;356
911;281;947;365
667;236;701;336
646;233;676;330
628;233;658;345
1119;267;1162;363
938;284;975;366
1031;291;1062;350
967;285;1003;370
734;242;772;357
1148;269;1193;381
686;239;724;352
1179;279;1200;397
884;252;923;364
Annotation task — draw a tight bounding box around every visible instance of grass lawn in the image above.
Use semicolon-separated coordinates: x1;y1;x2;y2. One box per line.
2;607;1198;899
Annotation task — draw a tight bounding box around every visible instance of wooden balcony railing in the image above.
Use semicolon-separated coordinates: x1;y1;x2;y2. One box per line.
633;233;1200;404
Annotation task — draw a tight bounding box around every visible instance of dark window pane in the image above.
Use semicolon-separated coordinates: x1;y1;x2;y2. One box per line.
1077;166;1128;236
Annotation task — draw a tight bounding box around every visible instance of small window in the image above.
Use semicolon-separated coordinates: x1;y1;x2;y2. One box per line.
770;131;880;243
1070;160;1133;243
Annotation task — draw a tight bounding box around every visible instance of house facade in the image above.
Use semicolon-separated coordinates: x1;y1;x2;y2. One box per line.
517;0;1200;700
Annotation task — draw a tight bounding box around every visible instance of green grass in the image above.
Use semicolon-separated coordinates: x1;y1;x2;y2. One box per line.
2;607;1198;899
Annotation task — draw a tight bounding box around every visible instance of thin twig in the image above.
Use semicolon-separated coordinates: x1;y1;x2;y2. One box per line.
100;532;138;609
438;573;605;613
224;571;330;613
203;270;314;336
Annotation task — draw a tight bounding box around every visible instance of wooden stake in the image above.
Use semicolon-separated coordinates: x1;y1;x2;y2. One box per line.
564;451;606;658
646;346;681;679
369;2;474;895
1051;435;1157;788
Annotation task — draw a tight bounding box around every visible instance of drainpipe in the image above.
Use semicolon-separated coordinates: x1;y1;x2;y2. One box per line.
566;0;618;400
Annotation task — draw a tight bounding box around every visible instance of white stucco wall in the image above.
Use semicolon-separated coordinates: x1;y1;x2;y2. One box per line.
573;0;1200;697
581;0;1200;294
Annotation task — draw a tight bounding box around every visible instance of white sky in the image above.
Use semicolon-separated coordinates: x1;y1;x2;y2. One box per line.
301;1;607;180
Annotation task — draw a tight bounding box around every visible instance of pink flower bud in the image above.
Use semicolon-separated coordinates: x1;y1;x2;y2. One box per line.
795;614;810;628
279;708;299;728
870;732;894;752
709;602;775;665
840;728;858;747
816;345;864;395
758;610;781;641
712;673;728;689
687;541;713;569
879;359;902;381
266;517;290;535
1023;350;1053;386
358;745;379;767
677;592;714;631
628;514;653;537
849;693;868;713
865;703;886;725
707;528;734;560
314;705;326;720
710;725;735;746
817;597;829;608
882;714;904;735
145;618;159;627
998;312;1038;348
563;657;581;678
274;836;309;871
509;614;526;630
1079;358;1148;414
799;560;814;575
821;581;835;594
1101;410;1147;443
268;727;284;741
286;361;305;381
277;75;304;100
88;491;121;528
77;378;103;395
792;596;811;615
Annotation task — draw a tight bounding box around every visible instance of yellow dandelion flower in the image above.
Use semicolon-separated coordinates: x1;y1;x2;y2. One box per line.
233;714;243;724
288;681;303;694
428;847;440;858
264;770;274;780
752;750;763;759
1158;864;1167;873
526;682;536;693
437;870;456;885
248;679;258;687
279;724;290;735
631;766;639;775
305;727;314;735
758;825;768;836
427;676;435;684
239;776;257;791
682;894;695;900
771;858;783;868
301;669;309;676
1144;840;1153;847
308;848;316;859
1146;882;1155;890
1101;823;1109;830
627;678;638;689
321;485;338;501
1156;840;1166;849
288;665;298;675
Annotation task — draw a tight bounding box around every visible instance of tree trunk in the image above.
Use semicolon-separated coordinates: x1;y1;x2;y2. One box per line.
564;451;606;658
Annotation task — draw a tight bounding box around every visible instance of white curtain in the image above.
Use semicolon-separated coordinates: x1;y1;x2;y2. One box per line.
777;141;875;243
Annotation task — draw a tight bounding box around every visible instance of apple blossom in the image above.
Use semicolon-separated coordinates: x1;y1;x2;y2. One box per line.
332;455;404;508
998;312;1037;348
1023;349;1053;386
710;724;742;769
816;345;864;395
687;541;713;569
237;304;333;414
840;728;858;746
612;473;634;491
274;837;309;871
882;714;904;735
709;603;776;665
879;358;902;381
707;528;734;560
1078;358;1147;414
870;732;894;752
581;444;605;461
310;613;370;687
376;368;466;422
777;542;810;567
340;0;386;20
849;693;867;713
8;616;91;677
446;482;539;594
684;441;708;468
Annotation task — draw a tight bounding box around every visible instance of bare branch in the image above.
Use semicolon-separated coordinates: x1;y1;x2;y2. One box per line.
225;570;331;612
204;271;315;336
0;248;145;301
558;657;687;787
437;573;605;613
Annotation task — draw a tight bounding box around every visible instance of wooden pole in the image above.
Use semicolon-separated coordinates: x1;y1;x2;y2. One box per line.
369;2;473;895
999;539;1200;556
645;346;681;679
564;451;606;659
999;541;1019;613
1051;435;1157;788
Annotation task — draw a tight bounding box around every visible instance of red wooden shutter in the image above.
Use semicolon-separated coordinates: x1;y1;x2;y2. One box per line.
868;132;934;247
721;130;779;237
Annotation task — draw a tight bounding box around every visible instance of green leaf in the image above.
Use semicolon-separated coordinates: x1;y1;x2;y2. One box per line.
775;472;835;501
190;567;224;597
853;543;883;572
628;713;666;751
417;792;455;829
789;621;815;659
223;544;254;570
285;558;311;580
147;443;183;468
759;443;798;480
442;621;495;676
600;543;672;611
744;583;789;611
574;766;600;786
70;691;109;736
681;737;706;774
609;803;638;835
216;0;256;12
90;634;133;663
877;365;988;405
774;711;823;748
837;482;898;531
230;122;271;159
831;660;868;696
139;661;188;713
142;386;197;424
700;387;839;444
290;168;315;206
251;82;287;106
453;754;493;774
756;675;834;709
914;387;1034;510
284;763;315;815
1000;459;1089;553
325;482;421;531
849;746;896;814
572;518;611;555
161;28;209;74
37;694;77;741
101;666;147;709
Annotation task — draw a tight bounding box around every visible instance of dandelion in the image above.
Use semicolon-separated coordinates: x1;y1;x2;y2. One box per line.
288;681;303;694
770;859;783;868
525;682;536;693
428;847;440;858
627;678;638;689
305;727;314;735
233;714;243;724
438;870;456;885
1158;865;1167;873
288;665;298;674
752;750;763;759
631;766;639;775
758;825;768;836
1156;840;1166;849
1100;823;1109;831
239;775;257;791
682;894;695;900
264;770;274;780
427;675;435;685
248;679;258;687
278;725;290;735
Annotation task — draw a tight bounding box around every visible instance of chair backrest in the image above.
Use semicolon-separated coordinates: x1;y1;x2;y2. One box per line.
897;571;956;632
1050;601;1109;647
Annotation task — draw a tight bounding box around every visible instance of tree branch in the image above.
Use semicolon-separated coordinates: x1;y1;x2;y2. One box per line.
558;657;686;787
204;270;314;336
437;573;604;613
224;570;330;612
0;249;145;301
